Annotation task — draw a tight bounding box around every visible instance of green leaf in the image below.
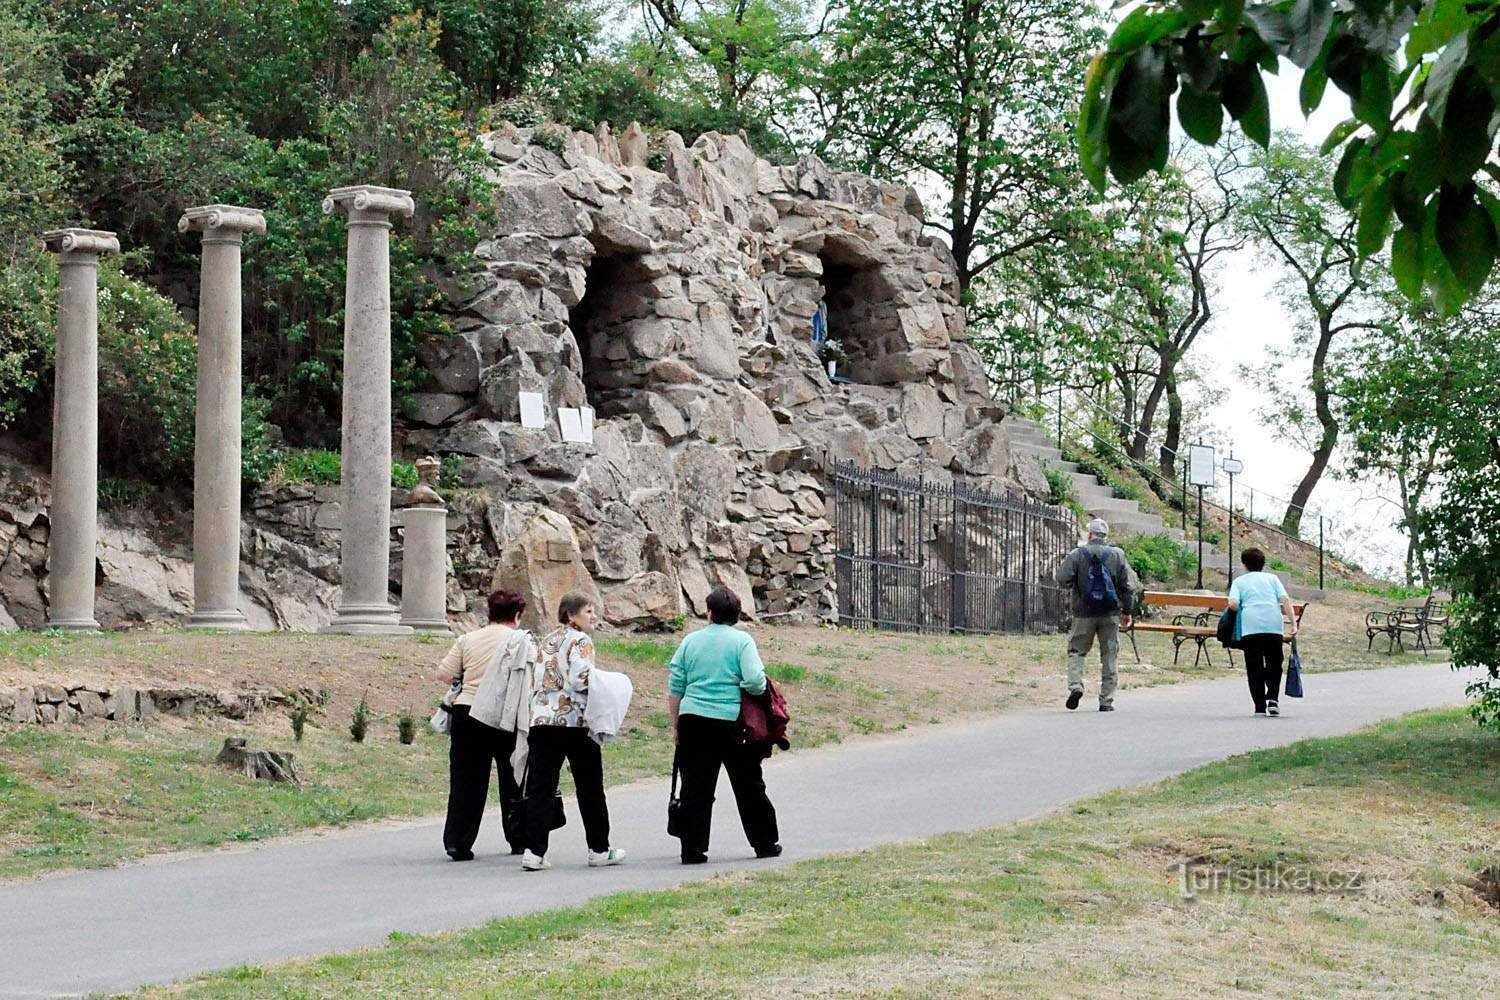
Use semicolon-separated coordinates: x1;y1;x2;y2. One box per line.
1109;8;1190;54
1221;62;1270;147
1319;117;1359;154
1435;182;1497;295
1424;30;1470;126
1332;136;1368;208
1357;179;1395;257
1177;85;1223;144
1106;45;1174;184
1300;33;1333;115
1407;0;1472;62
1422;201;1469;314
1178;38;1221;92
1437;67;1497;184
1393;172;1429;229
1286;0;1334;69
1079;52;1121;192
1407;114;1445;193
1243;4;1296;58
1391;225;1424;301
1352;57;1393;128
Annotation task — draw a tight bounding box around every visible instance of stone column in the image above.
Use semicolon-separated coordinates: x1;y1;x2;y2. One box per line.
399;456;452;634
41;229;119;632
321;185;415;634
179;205;266;631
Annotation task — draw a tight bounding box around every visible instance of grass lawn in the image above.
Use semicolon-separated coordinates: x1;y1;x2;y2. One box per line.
0;587;1425;882
141;708;1500;998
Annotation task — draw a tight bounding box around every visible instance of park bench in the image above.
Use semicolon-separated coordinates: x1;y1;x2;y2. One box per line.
1125;590;1309;669
1365;595;1447;655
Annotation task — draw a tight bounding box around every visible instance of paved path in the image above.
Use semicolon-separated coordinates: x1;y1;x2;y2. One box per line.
0;663;1468;998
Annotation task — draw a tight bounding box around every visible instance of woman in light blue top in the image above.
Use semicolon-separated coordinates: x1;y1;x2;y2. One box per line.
1227;547;1299;716
667;586;780;865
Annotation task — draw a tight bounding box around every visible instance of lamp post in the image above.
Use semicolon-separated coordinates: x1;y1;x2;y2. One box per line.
1223;455;1245;584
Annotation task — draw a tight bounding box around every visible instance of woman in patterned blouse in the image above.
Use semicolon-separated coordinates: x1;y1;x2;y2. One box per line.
519;592;626;871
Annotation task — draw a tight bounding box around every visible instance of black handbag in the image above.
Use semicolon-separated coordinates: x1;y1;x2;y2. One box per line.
520;759;567;832
1216;606;1244;649
667;754;684;839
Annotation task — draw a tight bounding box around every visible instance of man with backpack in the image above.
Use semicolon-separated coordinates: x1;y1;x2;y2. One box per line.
1055;518;1141;713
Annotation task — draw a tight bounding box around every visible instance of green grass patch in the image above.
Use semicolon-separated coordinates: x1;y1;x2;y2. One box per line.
765;663;806;683
156;709;1500;998
595;636;677;667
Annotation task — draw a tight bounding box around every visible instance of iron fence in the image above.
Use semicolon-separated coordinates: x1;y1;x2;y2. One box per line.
830;461;1074;634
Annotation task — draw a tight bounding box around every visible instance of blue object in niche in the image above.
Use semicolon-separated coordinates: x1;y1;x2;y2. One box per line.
811;301;827;345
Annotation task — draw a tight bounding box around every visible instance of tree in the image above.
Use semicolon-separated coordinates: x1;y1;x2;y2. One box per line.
1081;0;1500;314
817;0;1105;301
629;0;825;139
1339;305;1480;587
1238;138;1388;536
1101;142;1245;480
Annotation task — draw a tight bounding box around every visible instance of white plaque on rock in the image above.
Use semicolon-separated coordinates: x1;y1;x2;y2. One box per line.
580;406;594;444
519;391;546;428
558;407;587;443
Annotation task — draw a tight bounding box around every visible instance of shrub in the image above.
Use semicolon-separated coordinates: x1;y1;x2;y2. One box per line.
1121;534;1196;585
350;693;372;743
397;709;417;745
288;692;317;742
276;448;342;486
1042;464;1076;507
391;462;419;489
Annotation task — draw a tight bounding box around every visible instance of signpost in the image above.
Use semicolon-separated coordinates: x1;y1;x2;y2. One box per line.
1188;444;1216;589
1223;455;1244;582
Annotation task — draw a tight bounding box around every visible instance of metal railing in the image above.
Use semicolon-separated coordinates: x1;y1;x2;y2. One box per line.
1019;388;1334;589
830;461;1073;634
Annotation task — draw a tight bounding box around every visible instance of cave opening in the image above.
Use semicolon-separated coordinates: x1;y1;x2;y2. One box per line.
817;241;899;384
569;249;654;416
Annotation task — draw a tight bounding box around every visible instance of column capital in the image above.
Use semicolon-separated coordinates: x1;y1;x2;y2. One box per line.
178;205;266;238
323;185;415;220
41;229;120;258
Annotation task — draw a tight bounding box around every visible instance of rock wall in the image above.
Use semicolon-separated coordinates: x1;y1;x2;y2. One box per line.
0;125;1060;633
405;124;1050;626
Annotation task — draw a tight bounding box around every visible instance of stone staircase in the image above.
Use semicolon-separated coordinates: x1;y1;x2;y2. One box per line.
1006;415;1324;599
1006;415;1185;541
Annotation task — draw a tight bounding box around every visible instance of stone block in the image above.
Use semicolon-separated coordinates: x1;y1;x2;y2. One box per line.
75;689;107;719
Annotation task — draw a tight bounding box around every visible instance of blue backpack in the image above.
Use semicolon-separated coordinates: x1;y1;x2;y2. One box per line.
1080;550;1120;616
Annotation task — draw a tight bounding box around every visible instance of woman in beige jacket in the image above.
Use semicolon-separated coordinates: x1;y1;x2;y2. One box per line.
435;588;531;860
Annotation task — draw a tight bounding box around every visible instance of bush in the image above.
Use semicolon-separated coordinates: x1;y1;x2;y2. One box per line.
350;693;372;743
391;462;419;489
1121;534;1196;585
275;449;342;486
1042;464;1076;507
397;709;417;745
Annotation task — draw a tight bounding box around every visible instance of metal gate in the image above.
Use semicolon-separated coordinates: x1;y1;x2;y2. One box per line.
831;461;1073;634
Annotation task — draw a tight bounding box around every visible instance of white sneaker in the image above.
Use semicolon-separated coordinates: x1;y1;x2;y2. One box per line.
588;847;626;867
520;851;551;871
1267;701;1280;717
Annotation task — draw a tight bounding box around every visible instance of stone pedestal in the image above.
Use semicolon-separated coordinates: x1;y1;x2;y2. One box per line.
398;506;451;634
179;205;266;631
41;228;119;632
321;185;415;635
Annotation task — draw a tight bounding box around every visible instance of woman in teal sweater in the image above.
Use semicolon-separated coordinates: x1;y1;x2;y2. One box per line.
668;586;781;865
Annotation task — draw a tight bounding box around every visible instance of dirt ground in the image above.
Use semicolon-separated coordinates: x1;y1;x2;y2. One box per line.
0;584;1427;740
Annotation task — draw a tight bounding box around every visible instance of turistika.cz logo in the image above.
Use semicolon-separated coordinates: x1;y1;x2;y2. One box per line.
1176;861;1366;900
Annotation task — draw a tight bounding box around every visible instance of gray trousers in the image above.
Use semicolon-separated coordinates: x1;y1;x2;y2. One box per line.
1068;615;1119;707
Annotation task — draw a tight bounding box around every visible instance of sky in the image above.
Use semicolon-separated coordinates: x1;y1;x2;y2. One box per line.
1188;68;1411;578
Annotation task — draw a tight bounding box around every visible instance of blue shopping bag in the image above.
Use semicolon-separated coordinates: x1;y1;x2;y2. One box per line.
1284;638;1304;698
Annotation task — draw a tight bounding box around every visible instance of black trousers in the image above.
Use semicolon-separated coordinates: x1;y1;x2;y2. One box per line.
1242;634;1285;711
443;705;523;855
676;713;779;860
523;725;611;856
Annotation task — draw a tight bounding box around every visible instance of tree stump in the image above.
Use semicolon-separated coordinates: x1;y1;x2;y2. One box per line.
215;737;299;783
